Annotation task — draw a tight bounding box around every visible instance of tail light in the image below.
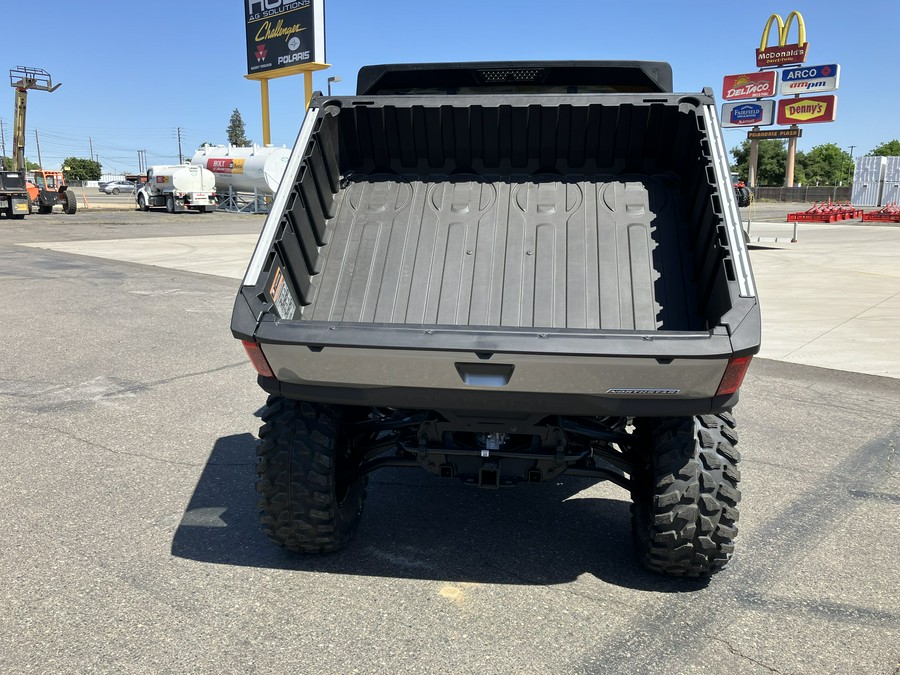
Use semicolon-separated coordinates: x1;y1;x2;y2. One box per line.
241;340;275;378
716;356;752;397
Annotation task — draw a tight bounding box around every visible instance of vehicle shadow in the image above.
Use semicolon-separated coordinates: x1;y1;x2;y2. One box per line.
171;434;708;593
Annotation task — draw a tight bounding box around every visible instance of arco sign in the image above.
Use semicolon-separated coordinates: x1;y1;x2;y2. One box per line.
756;11;808;68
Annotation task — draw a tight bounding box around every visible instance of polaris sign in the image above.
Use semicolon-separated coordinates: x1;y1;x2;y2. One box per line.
780;64;841;95
721;100;775;128
245;0;325;76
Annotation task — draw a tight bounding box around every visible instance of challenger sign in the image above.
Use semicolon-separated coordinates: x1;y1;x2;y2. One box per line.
245;0;325;76
757;11;808;68
777;95;838;125
722;71;777;101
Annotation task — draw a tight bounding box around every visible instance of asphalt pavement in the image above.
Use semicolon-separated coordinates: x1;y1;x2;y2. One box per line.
1;207;898;674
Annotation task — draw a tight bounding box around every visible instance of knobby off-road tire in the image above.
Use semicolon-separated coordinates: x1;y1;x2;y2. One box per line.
256;396;367;553
631;413;741;577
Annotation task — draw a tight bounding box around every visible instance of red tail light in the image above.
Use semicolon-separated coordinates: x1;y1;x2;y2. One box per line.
241;340;275;378
716;356;752;397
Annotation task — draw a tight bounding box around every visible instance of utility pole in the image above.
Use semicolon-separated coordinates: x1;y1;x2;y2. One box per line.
35;128;42;168
89;137;94;162
177;127;183;164
0;118;6;158
848;145;856;184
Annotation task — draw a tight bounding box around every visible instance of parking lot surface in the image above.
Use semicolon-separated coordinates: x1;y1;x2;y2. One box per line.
1;210;898;673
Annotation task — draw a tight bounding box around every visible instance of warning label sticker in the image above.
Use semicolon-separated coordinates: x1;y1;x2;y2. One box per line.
269;266;296;320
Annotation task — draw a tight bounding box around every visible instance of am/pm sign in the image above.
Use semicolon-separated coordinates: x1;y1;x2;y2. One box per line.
781;64;841;95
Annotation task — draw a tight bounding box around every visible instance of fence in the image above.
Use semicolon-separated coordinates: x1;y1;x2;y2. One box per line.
752;186;852;203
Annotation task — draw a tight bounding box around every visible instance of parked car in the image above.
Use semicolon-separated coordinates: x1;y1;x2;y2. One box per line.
101;181;135;195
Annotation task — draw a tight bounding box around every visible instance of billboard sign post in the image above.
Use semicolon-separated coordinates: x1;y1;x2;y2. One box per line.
243;0;329;145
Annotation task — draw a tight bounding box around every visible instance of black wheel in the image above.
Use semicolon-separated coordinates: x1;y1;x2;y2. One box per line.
62;190;77;214
630;413;741;577
38;202;52;214
138;194;149;212
256;396;367;553
736;187;752;208
197;205;207;213
166;195;175;213
10;211;25;220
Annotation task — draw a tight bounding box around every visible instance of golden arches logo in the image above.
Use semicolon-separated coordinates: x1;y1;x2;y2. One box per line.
760;11;806;50
756;10;809;67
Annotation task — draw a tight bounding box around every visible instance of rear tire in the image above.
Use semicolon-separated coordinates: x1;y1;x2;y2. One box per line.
630;413;741;577
62;190;77;214
38;203;52;214
197;205;207;213
166;195;175;213
255;396;367;553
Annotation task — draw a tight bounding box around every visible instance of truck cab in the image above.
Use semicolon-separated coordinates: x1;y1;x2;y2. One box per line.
136;164;216;213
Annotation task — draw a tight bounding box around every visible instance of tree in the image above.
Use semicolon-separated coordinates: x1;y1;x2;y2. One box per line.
869;140;900;156
2;156;41;171
227;109;251;146
794;144;853;186
61;157;102;181
731;139;788;186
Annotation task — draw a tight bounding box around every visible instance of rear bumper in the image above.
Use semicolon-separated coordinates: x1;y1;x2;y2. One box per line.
257;373;739;417
256;336;739;417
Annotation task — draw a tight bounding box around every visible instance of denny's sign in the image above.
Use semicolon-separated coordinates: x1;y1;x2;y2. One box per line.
777;95;838;125
757;11;808;68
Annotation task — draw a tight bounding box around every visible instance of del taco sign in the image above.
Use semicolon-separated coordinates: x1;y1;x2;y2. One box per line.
757;11;808;68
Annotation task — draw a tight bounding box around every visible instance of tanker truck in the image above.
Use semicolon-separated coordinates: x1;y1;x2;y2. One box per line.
135;164;216;213
192;144;290;195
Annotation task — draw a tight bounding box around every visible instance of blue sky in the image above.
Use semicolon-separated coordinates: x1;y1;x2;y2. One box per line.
1;0;896;173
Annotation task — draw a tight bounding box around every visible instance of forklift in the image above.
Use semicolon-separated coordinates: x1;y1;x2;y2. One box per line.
10;66;77;214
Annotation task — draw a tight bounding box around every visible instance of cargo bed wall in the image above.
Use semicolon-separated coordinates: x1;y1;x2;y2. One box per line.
257;96;739;333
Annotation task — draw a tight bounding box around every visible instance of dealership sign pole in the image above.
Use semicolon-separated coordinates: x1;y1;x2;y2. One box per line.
244;0;328;145
760;11;806;188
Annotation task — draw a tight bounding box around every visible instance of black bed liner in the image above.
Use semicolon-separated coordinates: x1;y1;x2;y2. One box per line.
238;94;745;335
307;173;699;331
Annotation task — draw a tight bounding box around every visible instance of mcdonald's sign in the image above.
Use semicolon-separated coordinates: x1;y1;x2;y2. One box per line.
756;11;809;68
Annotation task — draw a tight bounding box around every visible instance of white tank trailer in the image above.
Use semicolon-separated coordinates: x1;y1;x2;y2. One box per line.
192;144;290;195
